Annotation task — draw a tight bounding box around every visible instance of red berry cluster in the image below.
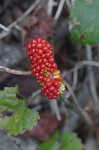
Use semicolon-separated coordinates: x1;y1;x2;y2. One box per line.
26;37;64;99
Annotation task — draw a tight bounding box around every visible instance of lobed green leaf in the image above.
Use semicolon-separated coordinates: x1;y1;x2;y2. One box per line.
0;86;39;135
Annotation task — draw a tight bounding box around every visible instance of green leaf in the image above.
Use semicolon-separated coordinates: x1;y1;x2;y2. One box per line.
7;106;39;135
61;131;84;150
70;0;99;45
0;86;39;135
0;85;22;111
39;131;84;150
39;131;59;150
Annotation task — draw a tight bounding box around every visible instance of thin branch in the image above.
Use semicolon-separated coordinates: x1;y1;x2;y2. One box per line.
0;66;31;75
63;80;93;127
49;100;62;121
72;66;78;89
70;60;99;88
54;0;71;21
54;0;65;20
0;23;9;32
86;44;99;111
74;60;99;69
28;89;41;105
65;0;71;8
47;0;58;16
0;0;40;39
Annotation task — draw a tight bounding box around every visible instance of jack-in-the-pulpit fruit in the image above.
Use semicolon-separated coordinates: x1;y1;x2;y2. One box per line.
26;37;65;99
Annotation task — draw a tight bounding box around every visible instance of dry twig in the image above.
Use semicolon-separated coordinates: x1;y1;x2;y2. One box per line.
0;23;9;32
54;0;65;20
0;0;40;39
63;80;93;127
71;60;99;89
47;0;58;16
54;0;71;20
86;44;99;112
0;66;31;75
49;100;62;121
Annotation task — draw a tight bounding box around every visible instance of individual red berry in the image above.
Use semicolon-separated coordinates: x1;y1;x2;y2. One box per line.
56;91;60;96
31;48;36;54
46;89;50;94
43;46;48;52
55;77;63;82
42;39;46;43
59;76;63;81
42;43;46;47
45;81;53;87
52;63;57;69
43;58;48;63
53;89;58;94
37;58;43;64
45;77;51;82
36;37;42;42
48;57;54;63
35;65;41;72
41;64;46;69
38;75;43;81
47;63;52;68
46;43;51;48
37;49;43;55
50;68;54;72
49;85;55;91
31;43;36;48
43;76;47;81
41;68;44;72
31;39;36;43
36;43;43;49
42;54;45;58
40;71;44;75
35;72;40;77
27;43;32;50
36;54;41;60
45;62;49;67
33;57;37;62
45;52;51;58
32;68;36;74
54;81;61;88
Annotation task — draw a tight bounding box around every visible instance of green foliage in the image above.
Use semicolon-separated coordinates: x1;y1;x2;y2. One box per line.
70;0;99;45
39;131;84;150
39;131;59;150
61;131;83;150
0;86;39;135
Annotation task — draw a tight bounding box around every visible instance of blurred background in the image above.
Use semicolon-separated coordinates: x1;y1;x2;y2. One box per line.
0;0;99;150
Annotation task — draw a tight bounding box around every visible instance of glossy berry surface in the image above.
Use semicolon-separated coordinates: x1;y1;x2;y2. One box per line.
26;37;65;99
